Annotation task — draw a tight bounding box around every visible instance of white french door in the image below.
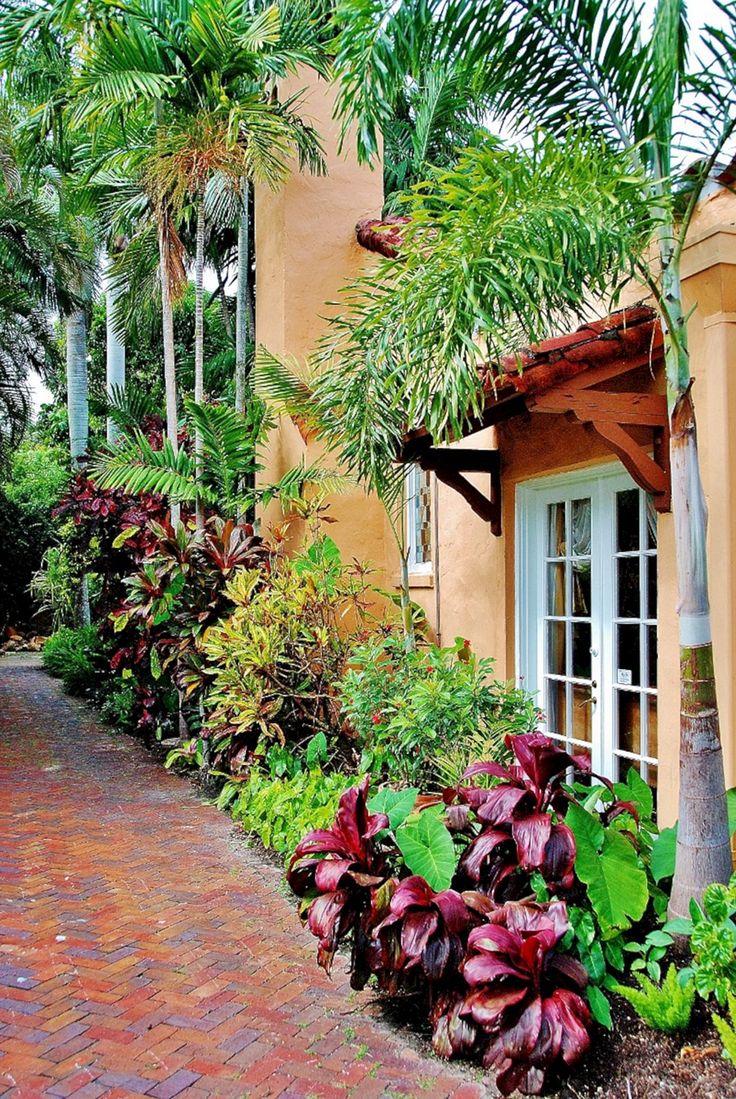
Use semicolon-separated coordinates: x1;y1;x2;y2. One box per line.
517;465;658;792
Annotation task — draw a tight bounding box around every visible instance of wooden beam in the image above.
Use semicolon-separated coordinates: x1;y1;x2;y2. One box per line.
588;420;669;498
532;389;667;427
434;467;502;536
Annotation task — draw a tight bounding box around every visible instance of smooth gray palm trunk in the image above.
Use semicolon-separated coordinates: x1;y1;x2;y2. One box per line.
66;309;90;626
235;193;251;415
662;257;732;917
158;229;180;527
105;279;126;445
194;197;205;530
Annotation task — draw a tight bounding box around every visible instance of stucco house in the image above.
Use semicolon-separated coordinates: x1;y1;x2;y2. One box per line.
255;76;736;825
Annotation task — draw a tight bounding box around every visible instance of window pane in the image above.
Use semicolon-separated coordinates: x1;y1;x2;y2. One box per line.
571;683;593;743
617;624;641;687
648;695;658;759
646;556;657;620
648;626;658;689
548;502;566;556
646;496;657;549
547;562;566;616
547;621;566;676
571;498;591;555
572;559;591;616
617;691;641;754
617;489;639;551
617;557;640;618
572;622;591;679
546;679;568;737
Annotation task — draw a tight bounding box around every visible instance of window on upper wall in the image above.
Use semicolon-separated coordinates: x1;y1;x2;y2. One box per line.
405;463;433;574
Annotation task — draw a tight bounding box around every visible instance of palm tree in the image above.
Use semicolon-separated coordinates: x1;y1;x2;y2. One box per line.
69;0;328;522
322;0;736;913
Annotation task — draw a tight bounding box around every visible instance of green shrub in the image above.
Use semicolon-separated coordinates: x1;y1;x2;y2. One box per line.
42;626;106;696
669;874;736;1005
614;965;695;1033
713;994;736;1063
201;536;378;773
339;634;538;786
220;766;358;861
99;681;138;731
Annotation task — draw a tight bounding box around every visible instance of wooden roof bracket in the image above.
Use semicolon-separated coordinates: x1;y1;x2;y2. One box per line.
414;446;502;536
531;388;671;512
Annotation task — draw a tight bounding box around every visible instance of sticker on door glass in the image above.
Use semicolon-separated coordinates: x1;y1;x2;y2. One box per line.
617;669;633;686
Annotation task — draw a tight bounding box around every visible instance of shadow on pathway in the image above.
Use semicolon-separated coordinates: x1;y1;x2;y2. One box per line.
0;659;491;1099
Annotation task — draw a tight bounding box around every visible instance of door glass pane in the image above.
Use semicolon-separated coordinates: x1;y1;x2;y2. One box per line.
646;497;657;549
617;557;640;618
648;696;658;757
547;562;566;615
617;624;641;687
571;683;593;743
547;621;566;676
572;622;591;679
618;691;641;754
571;498;592;555
546;679;568;737
617;489;639;551
646;556;657;620
572;560;591;615
648;625;658;688
548;502;566;556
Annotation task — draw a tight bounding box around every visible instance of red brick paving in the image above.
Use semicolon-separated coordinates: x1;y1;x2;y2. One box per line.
0;660;492;1099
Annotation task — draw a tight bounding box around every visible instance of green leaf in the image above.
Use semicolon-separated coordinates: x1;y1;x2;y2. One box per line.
368;787;419;831
587;985;613;1030
305;732;328;767
112;525;140;549
395;810;456;891
626;766;654;820
651;824;677;883
150;646;162;681
566;800;605;854
573;825;649;933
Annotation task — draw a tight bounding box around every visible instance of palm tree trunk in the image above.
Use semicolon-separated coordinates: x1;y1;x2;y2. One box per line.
66;309;88;468
158;224;180;527
194;194;206;530
235;188;251;415
105;274;126;446
66;308;90;626
663;259;732;918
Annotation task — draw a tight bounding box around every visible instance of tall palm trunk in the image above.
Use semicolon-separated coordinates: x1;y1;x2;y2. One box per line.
105;272;126;446
235;187;251;415
661;250;732;918
194;193;206;529
158;224;180;527
66;308;90;626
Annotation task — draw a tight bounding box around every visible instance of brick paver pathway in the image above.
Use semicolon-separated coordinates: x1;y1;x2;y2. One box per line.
0;660;491;1099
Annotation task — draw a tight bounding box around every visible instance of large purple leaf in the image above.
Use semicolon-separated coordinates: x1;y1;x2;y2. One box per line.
458;828;512;883
463;760;513;781
512;813;552;869
500;997;543;1060
541;822;576;887
461;984;528;1027
548;989;591;1065
400;909;438;962
476;785;534;826
462;954;526;985
314;858;356;891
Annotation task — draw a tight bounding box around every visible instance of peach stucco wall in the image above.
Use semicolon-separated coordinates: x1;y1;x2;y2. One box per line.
255;75;736;826
255;74;389;577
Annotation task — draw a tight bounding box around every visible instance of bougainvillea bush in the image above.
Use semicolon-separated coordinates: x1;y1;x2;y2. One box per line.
288;733;665;1095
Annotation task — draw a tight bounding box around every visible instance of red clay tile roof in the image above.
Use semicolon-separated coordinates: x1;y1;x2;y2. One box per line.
355;216;410;258
484;305;663;401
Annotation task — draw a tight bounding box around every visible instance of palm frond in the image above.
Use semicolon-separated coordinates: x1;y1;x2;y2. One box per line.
91;431;200;501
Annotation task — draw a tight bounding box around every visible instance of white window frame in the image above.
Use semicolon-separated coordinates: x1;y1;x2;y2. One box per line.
516;463;658;783
405;463;433;576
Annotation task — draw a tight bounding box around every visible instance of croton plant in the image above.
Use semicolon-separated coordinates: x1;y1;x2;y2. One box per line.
288;733;640;1095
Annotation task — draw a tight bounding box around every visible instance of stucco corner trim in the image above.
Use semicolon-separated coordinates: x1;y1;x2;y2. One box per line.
703;312;736;330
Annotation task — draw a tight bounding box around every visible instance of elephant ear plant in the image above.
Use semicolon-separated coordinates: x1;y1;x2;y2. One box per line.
289;734;602;1095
